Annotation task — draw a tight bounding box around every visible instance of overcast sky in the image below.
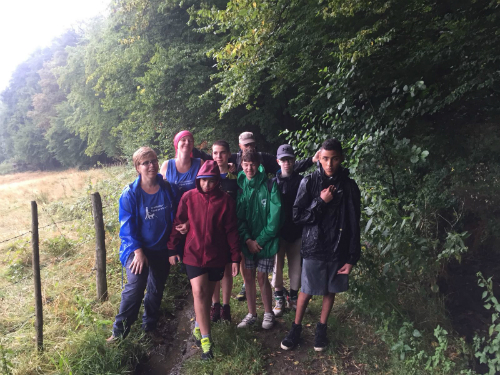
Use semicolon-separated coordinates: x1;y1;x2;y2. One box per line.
0;0;109;92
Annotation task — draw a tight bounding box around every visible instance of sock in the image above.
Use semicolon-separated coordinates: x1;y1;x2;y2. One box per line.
274;290;284;297
290;289;298;299
213;302;221;307
223;303;229;307
202;334;210;339
195;321;199;328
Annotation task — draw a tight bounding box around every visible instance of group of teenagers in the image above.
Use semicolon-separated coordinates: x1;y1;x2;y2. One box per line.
108;130;361;361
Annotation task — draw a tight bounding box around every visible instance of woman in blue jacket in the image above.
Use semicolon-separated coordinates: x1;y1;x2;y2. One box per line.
108;146;178;340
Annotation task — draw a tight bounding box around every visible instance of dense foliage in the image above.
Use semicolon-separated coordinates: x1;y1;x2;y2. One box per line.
1;0;499;372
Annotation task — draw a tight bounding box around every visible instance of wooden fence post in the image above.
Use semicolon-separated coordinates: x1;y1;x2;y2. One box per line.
91;192;108;301
31;201;43;352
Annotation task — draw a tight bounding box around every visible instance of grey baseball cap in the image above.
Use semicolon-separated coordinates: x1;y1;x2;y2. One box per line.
276;144;295;159
238;131;256;145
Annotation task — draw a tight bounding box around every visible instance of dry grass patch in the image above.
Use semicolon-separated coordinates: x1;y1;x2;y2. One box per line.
0;169;108;245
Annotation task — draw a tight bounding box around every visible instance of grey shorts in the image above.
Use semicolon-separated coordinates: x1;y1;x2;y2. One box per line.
244;255;275;274
301;259;349;296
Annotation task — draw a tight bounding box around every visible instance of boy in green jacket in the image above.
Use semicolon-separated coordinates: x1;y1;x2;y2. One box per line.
236;150;282;329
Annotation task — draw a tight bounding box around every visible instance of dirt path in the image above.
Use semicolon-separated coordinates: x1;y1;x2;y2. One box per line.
135;294;197;375
137;295;373;375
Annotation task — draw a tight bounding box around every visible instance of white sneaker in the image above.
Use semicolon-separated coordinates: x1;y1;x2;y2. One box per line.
273;296;285;317
262;312;275;329
237;313;257;328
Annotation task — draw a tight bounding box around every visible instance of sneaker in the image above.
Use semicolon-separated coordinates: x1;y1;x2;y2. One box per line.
287;296;298;310
273;295;285;317
193;326;202;347
210;303;221;323
280;322;302;350
237;313;257;328
262;312;275;329
236;285;246;301
221;304;231;322
314;322;328;352
200;337;214;360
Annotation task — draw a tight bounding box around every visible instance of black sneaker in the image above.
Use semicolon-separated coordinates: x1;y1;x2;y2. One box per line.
314;322;328;351
236;284;246;301
221;304;231;322
280;322;302;350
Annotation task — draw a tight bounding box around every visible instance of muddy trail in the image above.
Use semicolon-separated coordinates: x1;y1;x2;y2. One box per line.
135;292;197;375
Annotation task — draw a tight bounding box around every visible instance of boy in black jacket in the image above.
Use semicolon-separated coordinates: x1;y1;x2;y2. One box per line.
271;145;305;316
280;138;361;352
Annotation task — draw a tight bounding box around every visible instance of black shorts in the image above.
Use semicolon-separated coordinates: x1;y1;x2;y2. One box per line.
184;264;225;282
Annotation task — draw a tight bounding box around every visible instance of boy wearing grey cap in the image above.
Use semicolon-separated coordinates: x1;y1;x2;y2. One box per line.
270;144;305;317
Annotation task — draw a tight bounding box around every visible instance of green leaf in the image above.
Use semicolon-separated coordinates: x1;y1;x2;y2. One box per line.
413;329;422;337
410;155;419;163
365;218;373;233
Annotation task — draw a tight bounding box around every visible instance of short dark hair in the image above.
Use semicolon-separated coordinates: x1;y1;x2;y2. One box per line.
321;138;343;155
241;150;260;165
213;140;230;153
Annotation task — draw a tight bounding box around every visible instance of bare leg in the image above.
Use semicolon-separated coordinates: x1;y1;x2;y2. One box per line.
294;292;313;325
242;267;256;314
319;293;336;324
272;244;286;291
191;273;217;336
211;281;221;304
257;271;273;313
221;263;233;305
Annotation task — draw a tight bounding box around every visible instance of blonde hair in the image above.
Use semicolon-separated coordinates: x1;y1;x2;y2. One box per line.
132;147;157;169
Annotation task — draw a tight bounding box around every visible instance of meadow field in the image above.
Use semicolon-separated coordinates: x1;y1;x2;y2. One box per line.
0;166;152;374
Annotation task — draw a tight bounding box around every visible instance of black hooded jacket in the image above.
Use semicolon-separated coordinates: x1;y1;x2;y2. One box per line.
293;164;361;265
271;170;303;242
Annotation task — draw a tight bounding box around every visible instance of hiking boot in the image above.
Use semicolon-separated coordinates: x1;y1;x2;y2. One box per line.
193;326;202;347
237;313;257;328
200;337;214;360
236;285;246;301
273;295;285;317
280;322;302;350
210;303;221;323
262;312;275;329
314;322;328;352
221;304;231;322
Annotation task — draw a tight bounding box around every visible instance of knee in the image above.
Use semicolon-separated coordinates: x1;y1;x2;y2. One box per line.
192;287;207;300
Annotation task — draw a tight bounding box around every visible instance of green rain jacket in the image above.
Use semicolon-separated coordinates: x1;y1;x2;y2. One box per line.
237;166;282;260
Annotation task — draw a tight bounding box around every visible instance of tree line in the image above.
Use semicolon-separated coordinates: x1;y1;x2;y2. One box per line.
1;0;499;370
